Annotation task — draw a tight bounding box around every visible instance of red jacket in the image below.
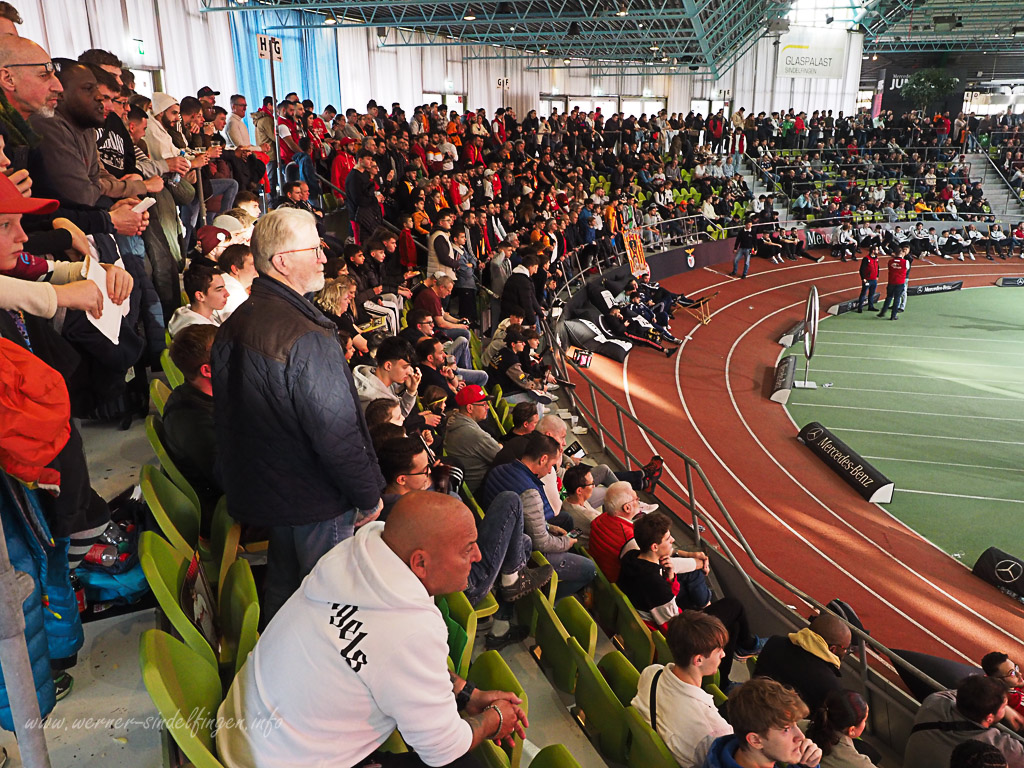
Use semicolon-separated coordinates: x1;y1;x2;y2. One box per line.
860;254;879;281
588;513;635;583
886;256;909;285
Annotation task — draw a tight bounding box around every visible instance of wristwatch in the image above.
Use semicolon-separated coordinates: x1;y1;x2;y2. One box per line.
455;680;477;712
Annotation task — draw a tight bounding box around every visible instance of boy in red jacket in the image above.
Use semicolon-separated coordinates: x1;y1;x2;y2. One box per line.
877;247;909;320
856;247;880;313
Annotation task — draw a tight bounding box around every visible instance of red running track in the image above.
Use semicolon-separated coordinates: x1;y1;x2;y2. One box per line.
570;252;1024;667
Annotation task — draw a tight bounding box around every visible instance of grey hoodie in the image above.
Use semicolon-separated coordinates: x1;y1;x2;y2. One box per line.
352;364;417;417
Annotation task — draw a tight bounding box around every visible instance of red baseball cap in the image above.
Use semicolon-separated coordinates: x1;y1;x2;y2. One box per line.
0;173;58;215
455;385;493;407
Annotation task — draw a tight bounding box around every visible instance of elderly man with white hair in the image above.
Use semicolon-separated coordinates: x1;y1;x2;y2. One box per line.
212;207;385;626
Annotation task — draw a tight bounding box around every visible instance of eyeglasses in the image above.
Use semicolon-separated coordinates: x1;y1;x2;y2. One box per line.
404;468;433;477
276;244;324;259
999;665;1021;679
3;61;58;73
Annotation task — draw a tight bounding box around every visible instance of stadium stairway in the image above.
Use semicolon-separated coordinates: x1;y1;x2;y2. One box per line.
965;150;1024;220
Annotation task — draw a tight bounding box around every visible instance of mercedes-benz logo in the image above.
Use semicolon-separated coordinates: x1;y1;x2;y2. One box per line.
1015;278;1024;286
804;427;823;441
996;559;1023;583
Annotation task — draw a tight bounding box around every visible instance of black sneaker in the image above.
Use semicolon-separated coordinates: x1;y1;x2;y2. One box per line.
53;671;73;701
484;624;530;651
499;564;554;603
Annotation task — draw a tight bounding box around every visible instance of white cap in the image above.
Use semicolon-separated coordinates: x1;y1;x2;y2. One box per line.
151;92;178;116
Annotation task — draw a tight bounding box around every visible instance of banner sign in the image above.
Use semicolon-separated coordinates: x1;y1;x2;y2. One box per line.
779;321;805;347
828;293;879;315
973;547;1024;600
777;27;851;80
798;422;894;503
770;356;797;404
624;229;648;274
996;276;1024;287
905;280;962;296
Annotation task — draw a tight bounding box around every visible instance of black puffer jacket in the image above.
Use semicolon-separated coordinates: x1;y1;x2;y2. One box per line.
212;275;384;527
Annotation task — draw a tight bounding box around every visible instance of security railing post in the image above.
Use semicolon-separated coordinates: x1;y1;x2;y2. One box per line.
616;408;629;470
590;384;606;452
685;462;700;546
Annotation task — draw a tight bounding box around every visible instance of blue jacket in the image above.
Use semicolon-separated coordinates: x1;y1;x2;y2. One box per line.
481;460;555;521
212;275;385;527
0;474;59;732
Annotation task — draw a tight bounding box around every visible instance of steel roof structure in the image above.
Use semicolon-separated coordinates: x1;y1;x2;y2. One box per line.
200;0;1022;77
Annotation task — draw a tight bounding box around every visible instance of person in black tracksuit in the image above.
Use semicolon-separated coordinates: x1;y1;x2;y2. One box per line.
602;306;677;357
856;248;880;313
731;222;759;278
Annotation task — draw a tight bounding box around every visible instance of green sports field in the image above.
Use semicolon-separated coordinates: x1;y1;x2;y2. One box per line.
782;286;1024;565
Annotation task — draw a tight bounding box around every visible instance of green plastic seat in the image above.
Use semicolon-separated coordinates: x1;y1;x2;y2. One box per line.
160;348;184;388
145;415;204;523
580;547;617;634
599;649;640;706
460;483;486;520
568;637;629;763
624;705;678;768
611;585;654;670
532;593;596;693
140;463;200;561
219;558;260;678
139;531;218;673
439;591;475;678
475;739;511;768
139;630;225;768
467;651;528;768
210;496;240;599
652;629;672;665
515;551;558;635
150;378;171;416
531;744;581;768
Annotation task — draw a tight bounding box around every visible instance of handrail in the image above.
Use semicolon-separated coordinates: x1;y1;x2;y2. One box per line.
966;134;1024;217
542;261;966;703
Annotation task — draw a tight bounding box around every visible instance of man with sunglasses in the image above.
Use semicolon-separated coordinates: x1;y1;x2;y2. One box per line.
213;207;385;627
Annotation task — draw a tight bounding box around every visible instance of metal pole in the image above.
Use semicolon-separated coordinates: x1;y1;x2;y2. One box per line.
589;385;606;452
270;55;282;195
616;409;629;469
0;482;52;767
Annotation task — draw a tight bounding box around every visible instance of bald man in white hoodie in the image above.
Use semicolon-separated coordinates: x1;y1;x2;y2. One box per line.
217;492;529;768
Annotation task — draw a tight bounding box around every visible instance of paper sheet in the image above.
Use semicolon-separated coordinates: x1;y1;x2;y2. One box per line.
82;246;130;345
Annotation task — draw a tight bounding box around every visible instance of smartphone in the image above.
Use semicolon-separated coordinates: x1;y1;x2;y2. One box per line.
132;197;157;214
568;529;582;539
565;440;585;459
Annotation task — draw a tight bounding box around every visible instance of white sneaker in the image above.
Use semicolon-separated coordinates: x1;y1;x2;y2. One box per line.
969;253;976;261
639;502;660;514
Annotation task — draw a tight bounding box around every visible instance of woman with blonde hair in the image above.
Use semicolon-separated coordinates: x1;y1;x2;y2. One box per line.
315;276;369;356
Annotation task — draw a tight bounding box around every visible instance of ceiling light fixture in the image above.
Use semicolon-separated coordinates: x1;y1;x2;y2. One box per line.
567;21;581;36
616;3;628;16
563;57;571;64
649;44;660;51
872;53;878;60
540;47;549;53
324;16;337;24
463;7;477;20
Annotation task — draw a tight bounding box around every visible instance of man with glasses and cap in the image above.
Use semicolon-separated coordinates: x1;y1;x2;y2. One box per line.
212;206;385;627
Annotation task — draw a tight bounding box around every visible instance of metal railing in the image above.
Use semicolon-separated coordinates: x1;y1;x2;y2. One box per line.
966;134;1024;217
541;257;1020;723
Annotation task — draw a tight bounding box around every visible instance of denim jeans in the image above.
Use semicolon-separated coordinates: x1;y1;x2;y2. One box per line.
466;491;530;607
207;178;239;224
445;335;472;369
732;248;752;277
857;279;877;310
878;282;906;318
263;509;356;628
546;551;596;602
458;367;488;387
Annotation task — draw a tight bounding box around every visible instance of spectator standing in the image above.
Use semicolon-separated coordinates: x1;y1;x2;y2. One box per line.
212;208;385;626
876;248;909;320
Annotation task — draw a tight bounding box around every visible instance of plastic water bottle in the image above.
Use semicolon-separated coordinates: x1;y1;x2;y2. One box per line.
84;543;118;567
99;522;131;554
171;149;186;184
70;572;87;613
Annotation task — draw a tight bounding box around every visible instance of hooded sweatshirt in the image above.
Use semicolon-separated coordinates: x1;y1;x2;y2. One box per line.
216;522;472;768
352;364;417;417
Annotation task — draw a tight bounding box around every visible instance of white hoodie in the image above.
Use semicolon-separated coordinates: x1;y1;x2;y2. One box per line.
217;522;472;767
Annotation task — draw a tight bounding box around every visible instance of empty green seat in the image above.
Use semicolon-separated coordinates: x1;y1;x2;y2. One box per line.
139;630;225;768
611;585;654;670
140;463;200;561
599;648;639;707
145;415;204;523
532;593;594;693
160;348;184;388
580;547;617;634
210;496;240;599
531;744;581;768
569;637;629;763
219;559;260;678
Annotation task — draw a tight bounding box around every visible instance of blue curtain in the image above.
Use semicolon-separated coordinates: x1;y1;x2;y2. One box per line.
229;10;342;115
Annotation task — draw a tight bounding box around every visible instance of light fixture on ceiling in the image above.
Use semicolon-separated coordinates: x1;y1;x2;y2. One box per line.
563;57;571;64
825;14;834;24
463;7;477;20
637;21;644;28
669;66;677;71
567;21;581;36
540;47;550;54
510;25;516;30
661;56;669;61
872;53;878;60
376;26;387;39
649;44;659;51
616;3;628;16
688;64;699;71
324;16;337;25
